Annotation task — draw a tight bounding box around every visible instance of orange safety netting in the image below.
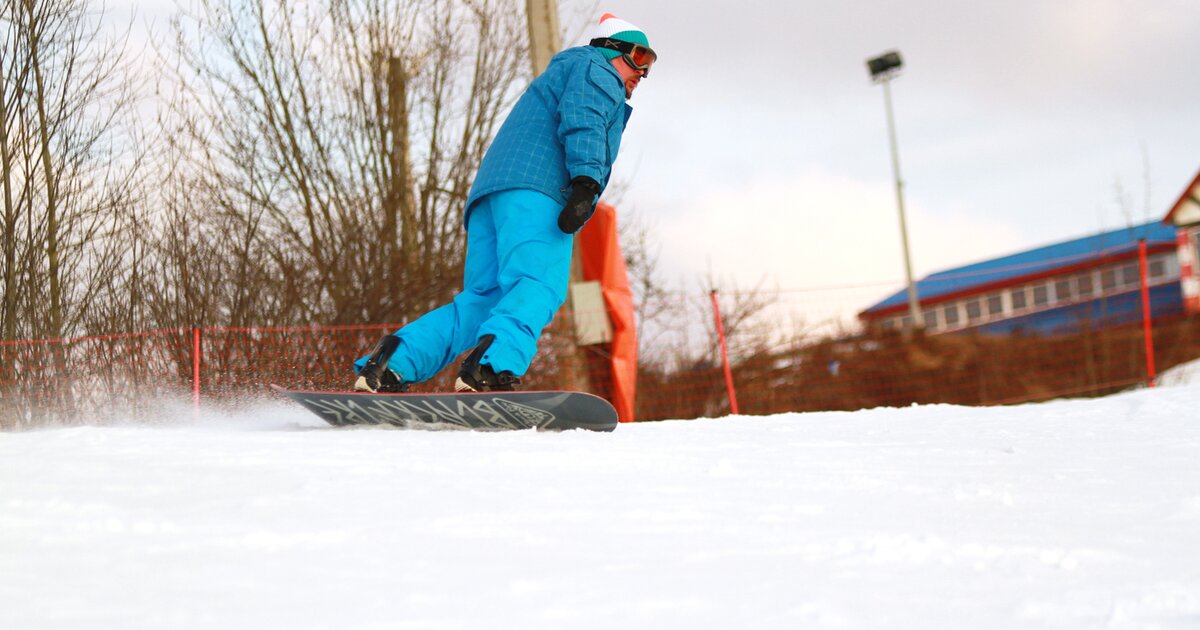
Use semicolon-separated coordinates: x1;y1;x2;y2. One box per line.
2;316;1188;429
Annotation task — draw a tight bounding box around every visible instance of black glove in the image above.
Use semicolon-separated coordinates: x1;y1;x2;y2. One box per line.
557;176;601;234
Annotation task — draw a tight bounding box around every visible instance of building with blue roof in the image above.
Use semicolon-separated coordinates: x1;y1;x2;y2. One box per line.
859;220;1183;335
1163;168;1200;312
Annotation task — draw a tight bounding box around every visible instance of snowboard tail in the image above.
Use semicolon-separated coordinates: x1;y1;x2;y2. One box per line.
271;385;618;432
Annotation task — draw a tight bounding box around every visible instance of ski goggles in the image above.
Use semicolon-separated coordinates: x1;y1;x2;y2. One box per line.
589;38;657;77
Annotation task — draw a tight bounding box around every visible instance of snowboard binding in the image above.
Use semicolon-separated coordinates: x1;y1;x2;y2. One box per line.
455;335;521;392
354;335;408;393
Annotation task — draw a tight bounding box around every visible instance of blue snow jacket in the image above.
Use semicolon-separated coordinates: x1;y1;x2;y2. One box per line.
464;46;633;224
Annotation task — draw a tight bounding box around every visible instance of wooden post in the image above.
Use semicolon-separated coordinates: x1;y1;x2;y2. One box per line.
525;0;561;76
385;56;419;321
526;1;595;392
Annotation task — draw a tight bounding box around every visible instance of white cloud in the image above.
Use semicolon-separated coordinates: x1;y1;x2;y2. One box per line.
658;170;1025;289
639;170;1027;334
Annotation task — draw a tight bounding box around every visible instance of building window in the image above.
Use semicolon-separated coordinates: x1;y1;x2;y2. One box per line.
986;294;1003;317
965;299;982;322
1032;283;1050;306
1149;257;1166;279
1193;227;1200;271
943;303;960;326
1121;263;1139;288
1011;287;1028;311
922;308;940;330
1054;278;1073;303
1077;272;1094;297
1101;268;1117;292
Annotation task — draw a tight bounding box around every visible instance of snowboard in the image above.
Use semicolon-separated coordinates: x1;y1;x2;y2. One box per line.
271;385;619;432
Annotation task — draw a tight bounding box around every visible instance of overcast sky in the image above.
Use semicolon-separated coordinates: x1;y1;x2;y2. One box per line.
557;0;1200;315
117;0;1200;325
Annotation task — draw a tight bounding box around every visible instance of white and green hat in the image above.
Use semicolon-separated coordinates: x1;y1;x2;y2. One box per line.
588;13;656;73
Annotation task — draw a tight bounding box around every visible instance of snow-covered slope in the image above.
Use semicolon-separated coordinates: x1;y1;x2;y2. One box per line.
1159;356;1200;388
2;386;1199;629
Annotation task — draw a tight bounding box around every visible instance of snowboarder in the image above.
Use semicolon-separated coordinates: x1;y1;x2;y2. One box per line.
353;13;656;393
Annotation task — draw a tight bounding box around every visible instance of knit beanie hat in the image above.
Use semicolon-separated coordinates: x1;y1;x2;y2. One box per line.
590;13;650;61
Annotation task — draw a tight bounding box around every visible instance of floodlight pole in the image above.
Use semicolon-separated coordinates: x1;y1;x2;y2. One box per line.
869;52;923;331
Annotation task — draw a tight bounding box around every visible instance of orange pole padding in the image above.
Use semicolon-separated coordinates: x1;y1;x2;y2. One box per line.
1138;240;1156;387
577;202;638;422
710;290;740;416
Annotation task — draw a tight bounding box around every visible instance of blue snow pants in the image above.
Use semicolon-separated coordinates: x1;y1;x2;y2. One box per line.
354;188;573;382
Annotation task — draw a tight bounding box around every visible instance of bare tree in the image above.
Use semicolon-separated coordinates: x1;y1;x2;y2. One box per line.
615;209;679;360
152;0;528;330
702;276;776;362
0;0;142;341
0;0;28;341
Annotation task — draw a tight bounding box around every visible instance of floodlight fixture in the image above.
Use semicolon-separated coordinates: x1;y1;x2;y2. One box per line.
867;50;903;83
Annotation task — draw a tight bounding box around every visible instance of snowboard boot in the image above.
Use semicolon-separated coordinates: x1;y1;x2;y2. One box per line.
455;335;521;392
354;334;409;393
